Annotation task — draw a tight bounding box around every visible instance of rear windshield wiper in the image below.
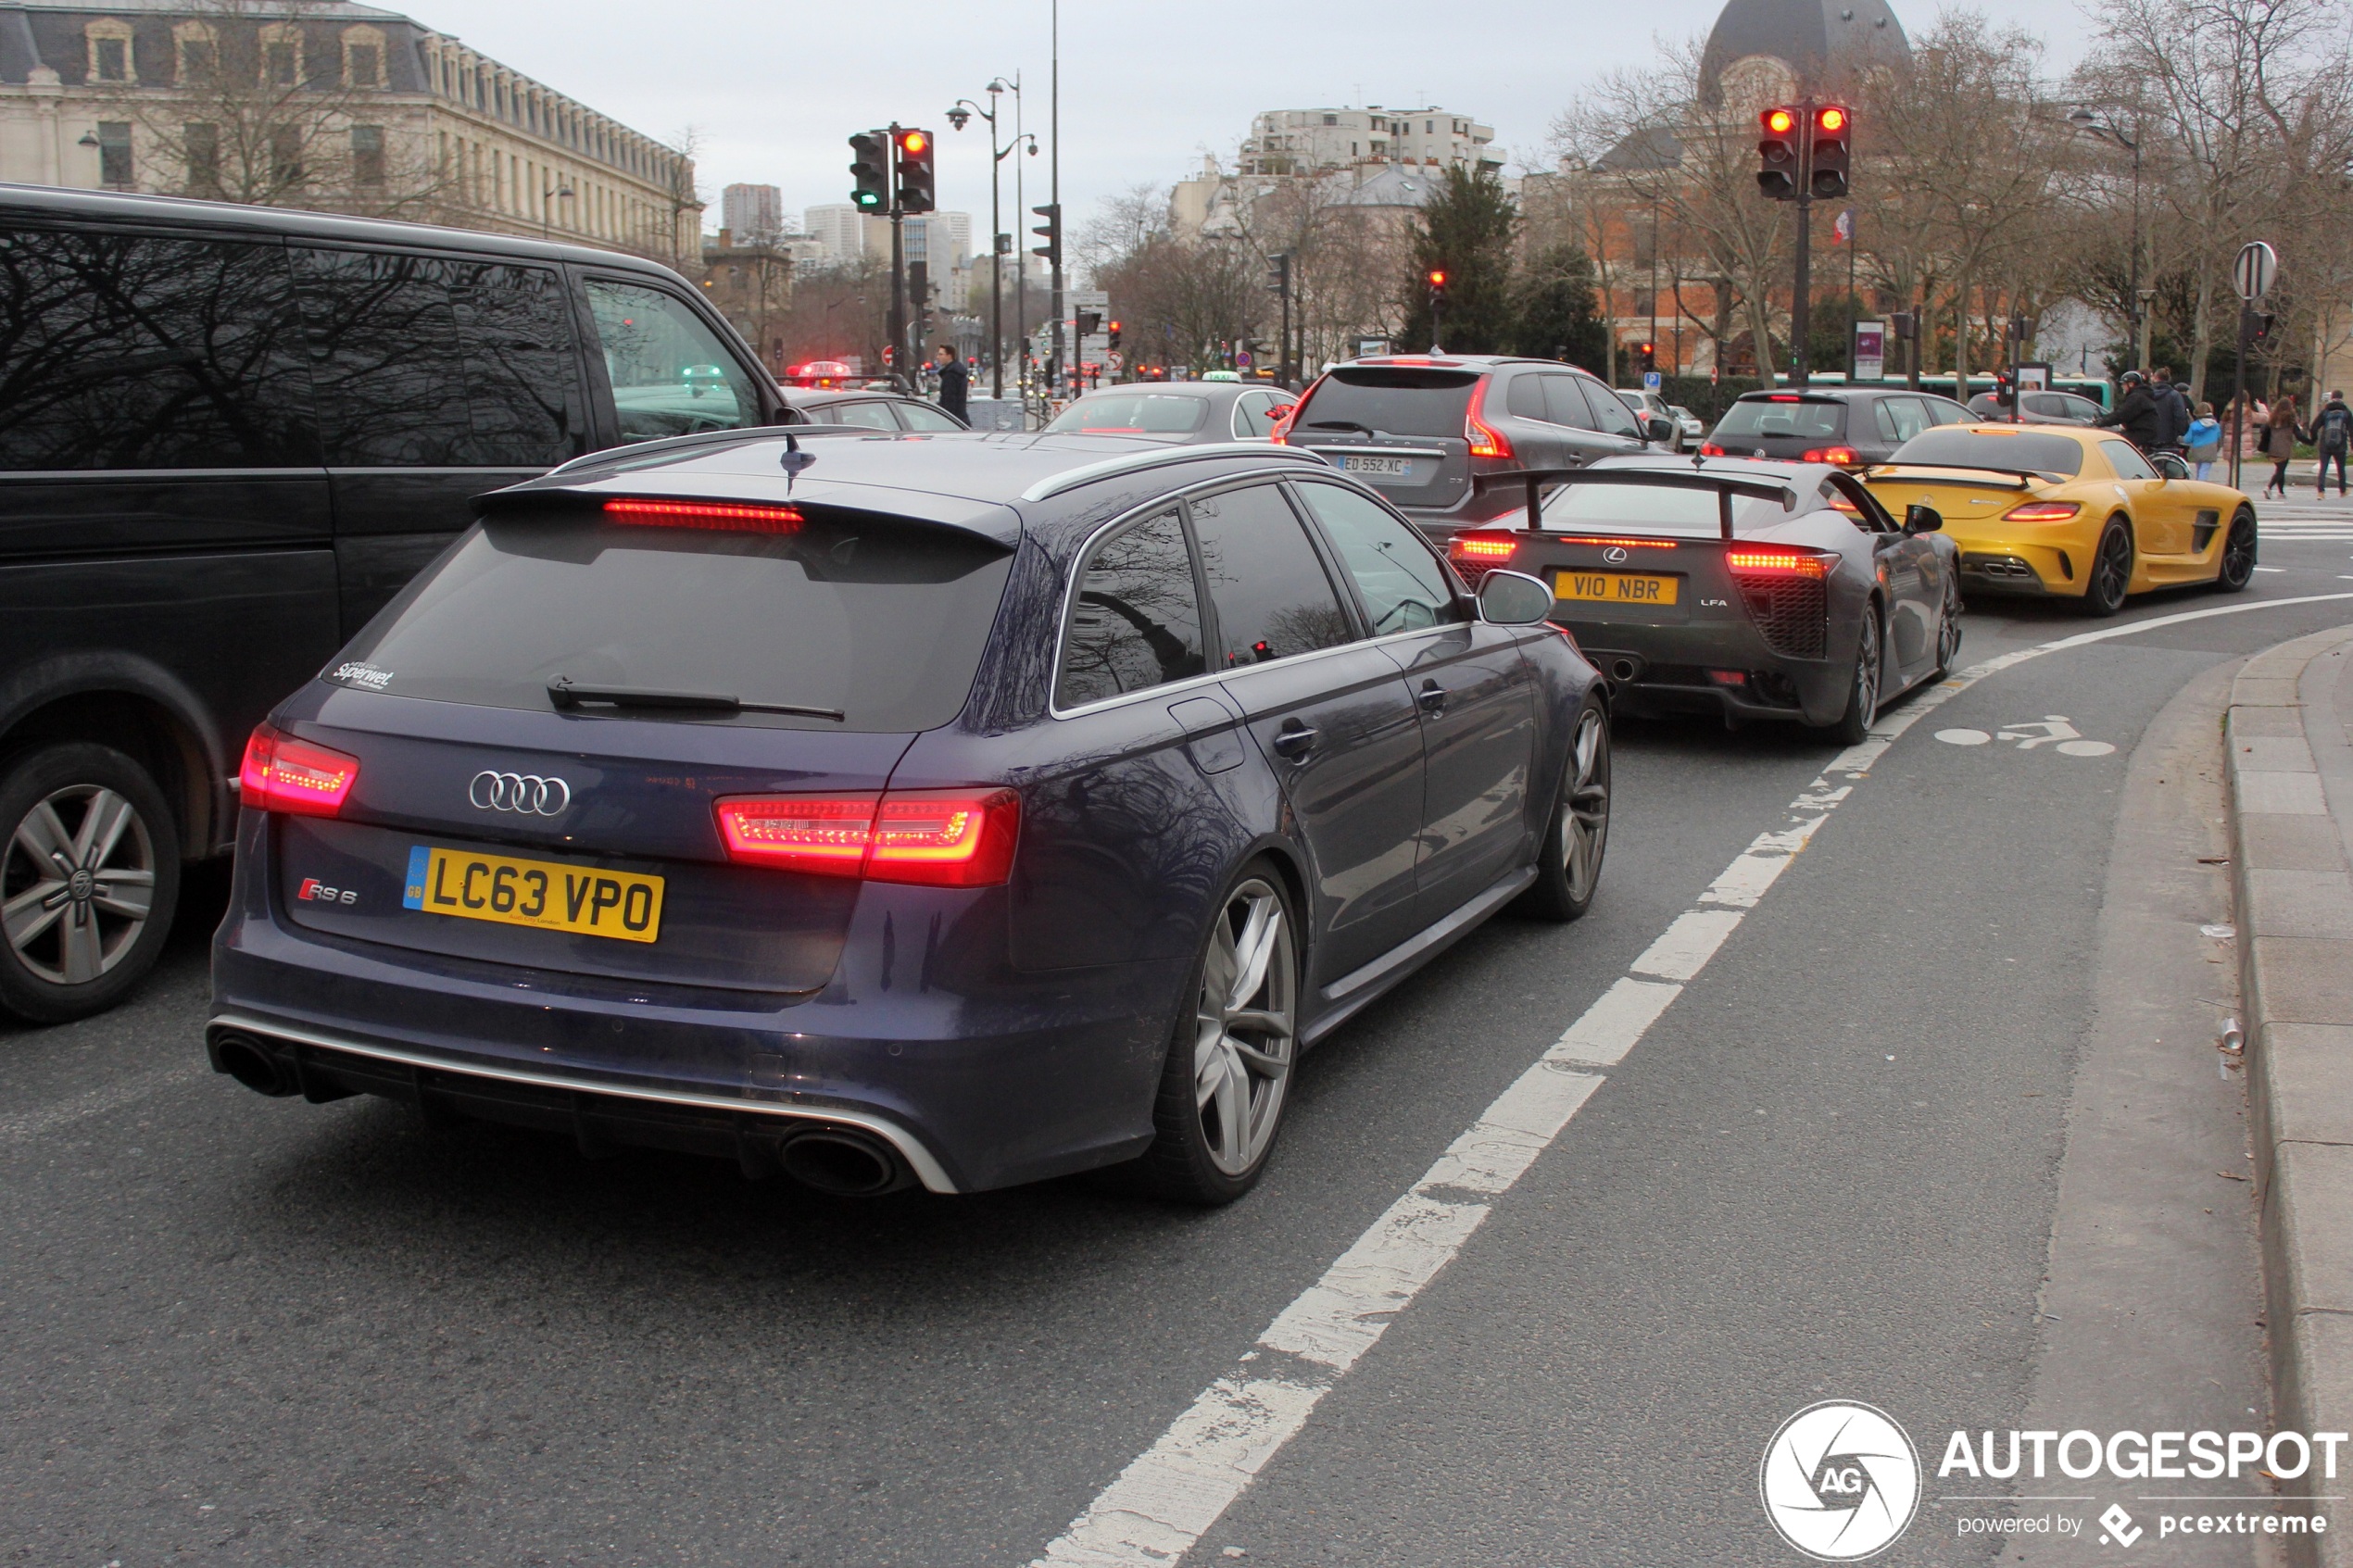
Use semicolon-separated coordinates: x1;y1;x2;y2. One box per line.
1304;420;1380;434
547;678;845;721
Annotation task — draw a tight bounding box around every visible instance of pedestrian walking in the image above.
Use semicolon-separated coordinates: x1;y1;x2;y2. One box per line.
933;344;970;425
2098;370;2162;451
2261;393;2299;499
2186;402;2222;481
2315;390;2352;496
2148;367;2190;457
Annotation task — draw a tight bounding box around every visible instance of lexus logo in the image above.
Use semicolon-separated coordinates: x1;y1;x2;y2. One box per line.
1604;546;1629;564
469;771;571;816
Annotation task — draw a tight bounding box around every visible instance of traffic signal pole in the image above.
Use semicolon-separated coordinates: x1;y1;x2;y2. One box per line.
1791;182;1812;388
1048;0;1063;403
886;123;907;388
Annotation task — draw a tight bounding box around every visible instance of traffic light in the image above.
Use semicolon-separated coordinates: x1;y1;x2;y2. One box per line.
1756;107;1799;201
1107;320;1122;351
1268;252;1290;295
894;128;935;214
1030;202;1061;269
1427;268;1448;306
1994;367;2017;408
2252;311;2278;348
1810;105;1852;200
1639;342;1656;372
1076;309;1102;337
849;130;890;211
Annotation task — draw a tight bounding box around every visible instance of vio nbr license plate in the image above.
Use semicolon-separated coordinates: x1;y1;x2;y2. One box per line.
1552;571;1680;606
403;845;663;943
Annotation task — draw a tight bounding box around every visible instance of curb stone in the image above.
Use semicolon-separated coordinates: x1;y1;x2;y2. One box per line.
2227;621;2353;1568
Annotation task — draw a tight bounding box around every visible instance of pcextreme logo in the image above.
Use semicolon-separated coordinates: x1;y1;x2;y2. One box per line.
1761;1400;1923;1561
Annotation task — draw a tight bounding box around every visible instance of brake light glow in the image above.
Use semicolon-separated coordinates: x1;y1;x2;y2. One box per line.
2003;500;2082;522
1801;446;1860;465
1554;535;1679;549
1767;394;1803;402
1266;400;1297;444
239;723;359;817
1700;443;1728;456
1725;549;1829;578
714;788;1020;886
1450;533;1520;560
602;497;804;532
1465;379;1513;459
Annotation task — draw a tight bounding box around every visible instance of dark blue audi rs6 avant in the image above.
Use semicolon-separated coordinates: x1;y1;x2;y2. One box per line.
208;431;1612;1201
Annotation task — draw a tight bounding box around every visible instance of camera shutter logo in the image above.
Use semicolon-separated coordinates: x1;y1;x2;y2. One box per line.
468;771;571;816
1759;1400;1921;1560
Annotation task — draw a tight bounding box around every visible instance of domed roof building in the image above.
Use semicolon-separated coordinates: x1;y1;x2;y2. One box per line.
1700;0;1912;107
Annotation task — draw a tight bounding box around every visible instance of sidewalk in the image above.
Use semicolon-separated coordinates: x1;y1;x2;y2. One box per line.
2226;621;2353;1567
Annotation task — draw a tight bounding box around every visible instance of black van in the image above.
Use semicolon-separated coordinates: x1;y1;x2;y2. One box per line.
0;185;789;1023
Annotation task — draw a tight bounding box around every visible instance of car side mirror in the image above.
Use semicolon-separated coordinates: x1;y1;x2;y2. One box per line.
1478;568;1554;625
1642;414;1677;445
1904;504;1943;535
2151;452;2188;481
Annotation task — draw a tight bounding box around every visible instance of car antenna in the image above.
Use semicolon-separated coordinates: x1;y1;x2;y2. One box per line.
779;430;815;493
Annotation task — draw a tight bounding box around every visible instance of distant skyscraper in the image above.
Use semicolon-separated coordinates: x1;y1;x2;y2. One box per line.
722;182;784;240
803;203;864;264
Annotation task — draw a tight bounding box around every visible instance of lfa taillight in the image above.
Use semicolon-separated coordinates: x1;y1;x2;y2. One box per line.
714;788;1021;887
239;723;359;816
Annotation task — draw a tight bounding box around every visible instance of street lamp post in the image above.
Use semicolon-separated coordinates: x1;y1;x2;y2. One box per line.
950;79;1036;402
541;178;573;241
2068;107;2145;371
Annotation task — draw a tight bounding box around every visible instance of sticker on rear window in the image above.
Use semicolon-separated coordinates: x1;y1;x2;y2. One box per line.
330;661;394;690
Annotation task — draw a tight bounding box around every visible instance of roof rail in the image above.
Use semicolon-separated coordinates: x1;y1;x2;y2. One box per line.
1018;443;1331;502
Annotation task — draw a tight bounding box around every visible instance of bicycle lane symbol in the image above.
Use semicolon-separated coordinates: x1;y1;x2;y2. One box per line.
1933;715;2118;757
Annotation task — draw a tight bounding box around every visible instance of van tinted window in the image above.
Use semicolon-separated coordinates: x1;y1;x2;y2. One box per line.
0;228;315;470
295;248;473;465
450;261;585;465
336;509;1014;733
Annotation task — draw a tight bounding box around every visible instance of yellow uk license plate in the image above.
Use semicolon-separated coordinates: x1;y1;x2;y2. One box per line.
402;845;663;944
1552;570;1680;606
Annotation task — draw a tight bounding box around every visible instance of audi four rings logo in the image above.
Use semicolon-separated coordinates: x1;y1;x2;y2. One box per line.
469;771;572;815
1604;546;1629;564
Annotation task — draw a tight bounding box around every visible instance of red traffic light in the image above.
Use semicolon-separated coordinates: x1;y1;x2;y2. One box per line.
1816;106;1847;133
1427;269;1447;287
1764;107;1796;134
1108;320;1120;332
899;130;929;155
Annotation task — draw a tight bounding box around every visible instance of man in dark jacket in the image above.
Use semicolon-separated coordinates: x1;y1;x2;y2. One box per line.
2315;390;2351;496
933;345;970;424
2149;367;2190;455
2098;371;2162;450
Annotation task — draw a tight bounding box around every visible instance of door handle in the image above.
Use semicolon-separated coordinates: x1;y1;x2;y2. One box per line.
1271;723;1317;758
1417;680;1448;714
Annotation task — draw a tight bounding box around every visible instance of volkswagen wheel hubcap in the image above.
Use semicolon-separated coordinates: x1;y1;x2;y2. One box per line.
2;784;156;986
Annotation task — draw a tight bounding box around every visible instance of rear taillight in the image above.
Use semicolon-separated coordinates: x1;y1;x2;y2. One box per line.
1266;402;1297;444
1801;446;1860;466
239;723;358;817
1466;379;1513;459
1699;443;1728;457
1725;548;1830;579
2003;500;2082;521
1450;531;1521;561
715;788;1020;887
603;497;804;532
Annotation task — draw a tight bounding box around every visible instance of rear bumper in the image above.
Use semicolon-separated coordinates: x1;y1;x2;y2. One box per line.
1957;544;2080;596
211;822;1182;1193
1561;620;1848;726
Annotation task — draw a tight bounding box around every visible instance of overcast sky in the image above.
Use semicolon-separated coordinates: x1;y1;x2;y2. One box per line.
412;0;2096;238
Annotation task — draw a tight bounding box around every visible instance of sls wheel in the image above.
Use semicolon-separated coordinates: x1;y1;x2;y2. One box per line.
2217;508;2258;592
2081;518;2133;616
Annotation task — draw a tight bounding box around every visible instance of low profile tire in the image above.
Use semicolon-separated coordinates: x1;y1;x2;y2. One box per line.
1517;694;1611;922
1821;600;1883;746
0;743;181;1025
2081;518;2133;616
1930;570;1965;682
2217;507;2258;592
1134;863;1302;1205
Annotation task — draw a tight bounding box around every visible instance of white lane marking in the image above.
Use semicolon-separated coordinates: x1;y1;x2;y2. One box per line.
0;1065;205;1145
1026;587;2353;1568
1938;727;1994;745
1629;909;1745;981
2255;567;2289;572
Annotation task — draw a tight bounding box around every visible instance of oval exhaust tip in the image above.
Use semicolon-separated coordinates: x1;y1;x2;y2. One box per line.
780;1129;912;1197
215;1034;296;1097
1611;659;1638;682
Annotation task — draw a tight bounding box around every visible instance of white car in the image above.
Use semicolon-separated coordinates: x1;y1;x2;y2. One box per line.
1670;405;1705;446
1618;387;1687;451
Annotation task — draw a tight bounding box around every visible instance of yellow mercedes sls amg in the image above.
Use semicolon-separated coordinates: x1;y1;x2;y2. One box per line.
1860;423;2258;614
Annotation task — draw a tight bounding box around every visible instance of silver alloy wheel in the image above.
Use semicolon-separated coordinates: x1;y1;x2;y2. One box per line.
2;784;157;986
1564;708;1610;905
1193;877;1297;1176
1852;609;1881;731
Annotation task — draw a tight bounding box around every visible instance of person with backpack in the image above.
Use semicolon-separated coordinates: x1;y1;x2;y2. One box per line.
2261;393;2301;499
2315;390;2351;496
2149;367;2190;457
2185;401;2222;480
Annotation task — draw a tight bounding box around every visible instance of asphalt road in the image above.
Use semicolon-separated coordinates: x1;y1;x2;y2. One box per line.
7;504;2353;1566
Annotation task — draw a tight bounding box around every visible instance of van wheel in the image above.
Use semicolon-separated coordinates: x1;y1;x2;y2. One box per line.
1134;863;1301;1204
1517;695;1610;921
0;744;181;1024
